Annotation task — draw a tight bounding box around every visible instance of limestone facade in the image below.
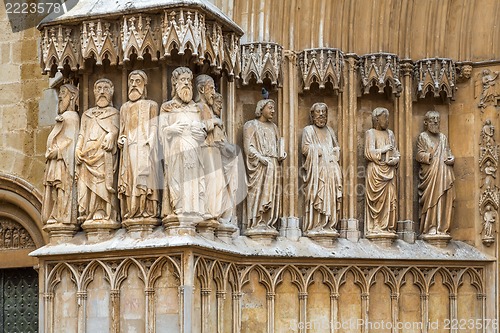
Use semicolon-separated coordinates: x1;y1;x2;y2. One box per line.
0;0;499;332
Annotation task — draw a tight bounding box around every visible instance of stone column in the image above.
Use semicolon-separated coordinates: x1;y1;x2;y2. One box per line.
145;288;155;333
278;50;301;240
298;292;307;333
232;292;242;333
267;292;275;333
216;291;226;333
361;292;369;333
182;251;195;333
77;291;87;333
396;61;416;242
420;293;429;333
201;288;211;333
341;54;360;237
110;289;120;333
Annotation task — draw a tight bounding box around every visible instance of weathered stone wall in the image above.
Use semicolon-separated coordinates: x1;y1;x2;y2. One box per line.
0;2;48;191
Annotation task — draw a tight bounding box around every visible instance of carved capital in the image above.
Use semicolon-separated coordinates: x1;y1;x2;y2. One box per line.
414;58;456;100
359;53;402;96
298;48;344;92
241;42;283;86
400;60;414;77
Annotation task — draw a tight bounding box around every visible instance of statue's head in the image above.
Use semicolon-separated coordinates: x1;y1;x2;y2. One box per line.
94;78;114;108
424;110;440;134
213;92;223;117
58;83;79;113
128;70;148;102
172;67;193;103
194;74;215;105
310;102;328;128
461;65;472;79
371;107;389;130
255;99;275;121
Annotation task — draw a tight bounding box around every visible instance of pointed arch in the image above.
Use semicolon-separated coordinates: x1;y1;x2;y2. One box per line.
112;257;147;290
274;265;306;294
240;264;273;293
80;260;112;291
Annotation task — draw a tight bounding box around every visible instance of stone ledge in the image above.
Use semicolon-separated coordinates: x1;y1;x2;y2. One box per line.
30;227;493;262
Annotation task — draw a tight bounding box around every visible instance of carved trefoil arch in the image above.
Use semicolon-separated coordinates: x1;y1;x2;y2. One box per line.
414;58;457;100
359;52;402;97
298;48;344;92
240;42;283;86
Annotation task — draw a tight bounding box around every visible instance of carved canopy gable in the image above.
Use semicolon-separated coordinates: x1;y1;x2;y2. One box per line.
240;42;283;86
359;53;402;96
39;0;244;77
299;48;344;92
414;58;457;100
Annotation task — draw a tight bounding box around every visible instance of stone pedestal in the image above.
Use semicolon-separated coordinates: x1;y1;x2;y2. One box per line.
82;220;120;242
305;229;339;247
421;233;452;248
279;217;301;241
366;232;398;247
339;218;361;242
245;226;279;245
123;218;160;238
43;223;79;244
215;223;238;243
397;220;416;243
196;219;220;241
163;214;202;237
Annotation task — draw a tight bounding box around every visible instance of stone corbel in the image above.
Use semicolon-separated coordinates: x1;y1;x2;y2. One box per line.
414;58;457;100
298;48;344;93
455;62;473;83
240;42;283;86
359;52;402;97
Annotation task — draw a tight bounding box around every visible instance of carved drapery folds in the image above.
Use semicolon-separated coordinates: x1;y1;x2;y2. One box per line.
479;120;499;246
298;48;344;92
240;42;283;86
359;53;402;96
40;9;242;78
414;58;457;100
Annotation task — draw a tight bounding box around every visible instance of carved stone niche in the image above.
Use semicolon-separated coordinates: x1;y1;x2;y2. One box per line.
414;58;457;101
298;48;344;92
39;1;244;78
240;42;283;86
358;52;402;97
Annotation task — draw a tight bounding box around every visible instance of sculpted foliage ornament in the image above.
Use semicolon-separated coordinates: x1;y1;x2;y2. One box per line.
298;48;344;92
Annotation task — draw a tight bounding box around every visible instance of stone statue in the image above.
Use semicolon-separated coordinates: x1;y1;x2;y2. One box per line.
482;204;497;240
160;67;207;224
481;119;495;146
301;102;342;236
478;69;499;108
75;78;119;227
243;99;286;236
212;92;244;225
364;107;399;236
195;75;232;224
118;70;160;226
42;83;80;225
416;111;455;237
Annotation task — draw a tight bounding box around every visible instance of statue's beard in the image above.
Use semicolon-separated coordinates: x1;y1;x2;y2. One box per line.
428;124;439;134
177;86;192;103
58;99;70;113
96;95;111;108
314;116;327;128
128;88;143;102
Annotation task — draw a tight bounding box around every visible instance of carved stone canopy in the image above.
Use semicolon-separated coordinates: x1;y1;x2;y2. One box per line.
298;48;344;93
359;53;402;97
414;58;457;100
38;0;243;77
240;42;283;86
